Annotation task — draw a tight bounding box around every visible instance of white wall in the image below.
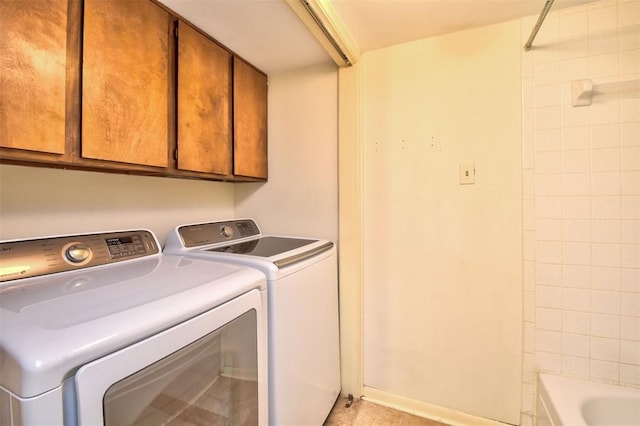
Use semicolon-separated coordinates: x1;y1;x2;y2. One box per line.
0;165;234;244
361;21;523;424
520;0;640;424
235;63;339;242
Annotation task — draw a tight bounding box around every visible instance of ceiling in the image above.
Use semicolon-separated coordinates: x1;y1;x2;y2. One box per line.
158;0;597;74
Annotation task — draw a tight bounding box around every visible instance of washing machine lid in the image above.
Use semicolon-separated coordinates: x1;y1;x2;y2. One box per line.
0;253;265;398
164;219;335;273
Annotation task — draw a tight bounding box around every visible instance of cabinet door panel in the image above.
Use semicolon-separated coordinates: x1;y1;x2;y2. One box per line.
177;22;232;175
0;0;67;154
82;0;169;167
233;58;267;179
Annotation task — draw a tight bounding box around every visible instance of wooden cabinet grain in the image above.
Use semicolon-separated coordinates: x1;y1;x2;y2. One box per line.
0;0;67;155
82;0;171;168
234;57;268;179
177;22;232;175
0;0;267;182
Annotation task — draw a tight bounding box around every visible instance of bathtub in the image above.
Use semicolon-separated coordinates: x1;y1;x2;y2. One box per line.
537;374;640;426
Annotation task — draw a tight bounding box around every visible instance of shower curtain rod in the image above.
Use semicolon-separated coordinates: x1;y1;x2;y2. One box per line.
524;0;555;50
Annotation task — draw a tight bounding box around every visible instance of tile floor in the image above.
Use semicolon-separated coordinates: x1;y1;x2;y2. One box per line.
323;397;450;426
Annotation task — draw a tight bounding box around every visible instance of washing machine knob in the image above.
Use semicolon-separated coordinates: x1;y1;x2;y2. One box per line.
220;225;234;238
65;244;92;263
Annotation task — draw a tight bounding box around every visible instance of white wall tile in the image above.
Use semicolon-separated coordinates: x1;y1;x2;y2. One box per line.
593;243;622;266
622;147;640;171
620;339;640;363
592;172;622;196
537;329;563;352
536;263;563;285
562;332;591;356
592;289;622;314
537;307;563;330
621;268;640;292
538;285;564;309
591;124;621;148
536;151;563;173
618;1;640;27
523;352;536;384
592;148;622;172
619;50;640;75
524;322;536;353
619;99;640;123
621;316;640;341
592;266;622;290
564;287;592;311
537;241;563;263
620;363;640;385
592;313;622;337
591;336;621;361
622;291;640;316
563;218;592;241
563;126;590;150
592;219;622;243
589;4;620;32
528;0;640;402
564;310;592;334
537;219;563;241
562;354;591;376
535;84;563;108
537;197;563;218
563;242;592;265
537;175;564;197
622;220;640;243
590;358;620;381
563;150;592;173
592;196;622;219
535;129;563;151
525;291;536;322
536;351;563;373
563;264;592;287
622;171;640;195
560;10;589;38
563;173;591;196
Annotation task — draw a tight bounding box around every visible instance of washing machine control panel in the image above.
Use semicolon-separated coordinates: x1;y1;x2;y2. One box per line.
0;230;159;282
177;219;261;248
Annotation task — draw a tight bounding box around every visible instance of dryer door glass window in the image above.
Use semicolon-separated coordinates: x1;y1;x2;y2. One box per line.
102;310;258;425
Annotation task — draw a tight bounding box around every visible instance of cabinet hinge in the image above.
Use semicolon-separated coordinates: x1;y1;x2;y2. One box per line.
173;148;178;161
173;22;178;39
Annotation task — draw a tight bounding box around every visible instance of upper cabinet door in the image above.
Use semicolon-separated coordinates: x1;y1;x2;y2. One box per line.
233;57;267;179
177;22;232;175
0;0;67;154
82;0;170;167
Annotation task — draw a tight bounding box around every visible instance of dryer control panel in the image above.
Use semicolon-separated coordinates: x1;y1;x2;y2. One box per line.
0;230;159;282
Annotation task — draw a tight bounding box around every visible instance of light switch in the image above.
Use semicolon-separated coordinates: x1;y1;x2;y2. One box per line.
459;163;475;184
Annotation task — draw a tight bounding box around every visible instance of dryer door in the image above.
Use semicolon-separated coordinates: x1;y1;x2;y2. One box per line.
74;289;267;425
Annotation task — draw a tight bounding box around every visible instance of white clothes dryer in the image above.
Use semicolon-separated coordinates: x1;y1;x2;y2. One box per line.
164;219;341;426
0;229;268;425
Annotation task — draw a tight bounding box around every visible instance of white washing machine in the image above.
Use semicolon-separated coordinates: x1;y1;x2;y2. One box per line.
164;219;340;426
0;229;268;425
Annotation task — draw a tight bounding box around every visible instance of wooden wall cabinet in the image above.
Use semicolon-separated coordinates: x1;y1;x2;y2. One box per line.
234;57;268;179
0;0;68;156
82;0;170;168
0;0;268;182
177;21;232;176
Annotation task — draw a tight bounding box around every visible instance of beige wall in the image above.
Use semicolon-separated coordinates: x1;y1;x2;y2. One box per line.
359;21;523;424
0;165;235;244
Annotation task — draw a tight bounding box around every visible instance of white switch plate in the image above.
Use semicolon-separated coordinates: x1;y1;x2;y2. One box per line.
459;163;475;184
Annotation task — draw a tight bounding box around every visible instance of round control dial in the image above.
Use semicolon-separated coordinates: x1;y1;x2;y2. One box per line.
220;225;234;238
65;243;92;264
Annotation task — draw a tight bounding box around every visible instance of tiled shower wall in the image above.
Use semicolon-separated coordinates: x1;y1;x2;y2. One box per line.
520;0;639;424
